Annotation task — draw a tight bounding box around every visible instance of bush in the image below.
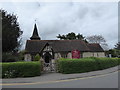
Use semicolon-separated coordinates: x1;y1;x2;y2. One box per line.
106;49;120;57
57;57;120;74
2;51;25;62
2;61;41;78
34;54;40;61
17;50;25;61
95;58;120;70
2;53;18;62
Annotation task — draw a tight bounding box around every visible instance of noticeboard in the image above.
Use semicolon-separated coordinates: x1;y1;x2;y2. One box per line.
72;50;80;59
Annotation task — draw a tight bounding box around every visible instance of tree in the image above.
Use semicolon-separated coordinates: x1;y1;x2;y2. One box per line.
76;33;85;40
57;32;88;42
86;35;108;50
115;42;120;50
109;42;120;57
66;32;76;40
86;35;106;44
106;49;120;57
1;9;23;53
57;34;66;40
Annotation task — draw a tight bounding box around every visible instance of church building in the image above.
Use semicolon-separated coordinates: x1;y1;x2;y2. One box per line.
24;24;105;62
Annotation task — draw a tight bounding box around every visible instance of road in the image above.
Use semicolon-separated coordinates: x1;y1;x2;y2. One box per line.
2;71;118;88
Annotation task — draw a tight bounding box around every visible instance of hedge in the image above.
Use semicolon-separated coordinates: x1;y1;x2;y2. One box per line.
2;61;41;78
57;57;120;74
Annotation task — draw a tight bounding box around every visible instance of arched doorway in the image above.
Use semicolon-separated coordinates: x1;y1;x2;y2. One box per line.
44;52;52;63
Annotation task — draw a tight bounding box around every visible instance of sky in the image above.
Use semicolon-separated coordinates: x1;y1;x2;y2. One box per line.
0;1;118;50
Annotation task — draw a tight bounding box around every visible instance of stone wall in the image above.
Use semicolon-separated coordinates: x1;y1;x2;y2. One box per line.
54;52;72;59
24;52;105;61
54;53;61;59
24;54;32;61
67;52;72;59
83;52;105;58
97;52;105;57
82;52;93;58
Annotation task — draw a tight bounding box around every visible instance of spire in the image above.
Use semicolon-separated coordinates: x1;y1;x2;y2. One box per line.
30;23;41;40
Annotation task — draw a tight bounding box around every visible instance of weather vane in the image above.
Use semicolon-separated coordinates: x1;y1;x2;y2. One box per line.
35;19;37;23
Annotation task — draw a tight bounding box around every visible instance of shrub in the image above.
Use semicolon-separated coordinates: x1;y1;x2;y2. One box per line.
17;50;25;61
2;53;18;62
2;50;26;62
34;54;40;61
2;61;41;78
95;58;120;70
57;57;120;74
0;64;2;78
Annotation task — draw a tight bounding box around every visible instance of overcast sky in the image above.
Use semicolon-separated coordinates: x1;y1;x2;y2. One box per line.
0;1;118;50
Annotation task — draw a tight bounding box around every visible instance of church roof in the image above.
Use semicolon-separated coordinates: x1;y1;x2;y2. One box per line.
87;43;104;52
25;40;104;54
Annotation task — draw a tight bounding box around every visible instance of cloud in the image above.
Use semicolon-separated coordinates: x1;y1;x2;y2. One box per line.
0;2;118;49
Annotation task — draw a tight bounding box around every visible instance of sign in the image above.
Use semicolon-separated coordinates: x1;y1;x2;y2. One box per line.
72;50;80;59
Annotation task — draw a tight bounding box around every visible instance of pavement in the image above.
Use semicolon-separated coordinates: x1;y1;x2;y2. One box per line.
2;65;119;84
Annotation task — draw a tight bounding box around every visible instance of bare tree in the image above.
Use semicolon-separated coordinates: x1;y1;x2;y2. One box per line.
86;35;109;50
86;35;106;44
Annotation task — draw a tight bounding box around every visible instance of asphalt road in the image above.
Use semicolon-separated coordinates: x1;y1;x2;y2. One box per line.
2;71;118;88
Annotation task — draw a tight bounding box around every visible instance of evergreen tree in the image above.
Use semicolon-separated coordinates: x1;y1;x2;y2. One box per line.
1;9;23;53
115;42;120;50
57;32;87;42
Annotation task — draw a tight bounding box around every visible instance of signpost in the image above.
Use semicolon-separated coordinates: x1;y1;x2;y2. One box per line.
72;50;80;59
